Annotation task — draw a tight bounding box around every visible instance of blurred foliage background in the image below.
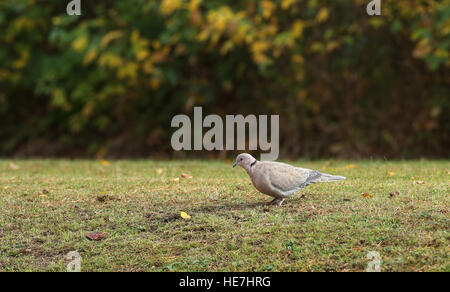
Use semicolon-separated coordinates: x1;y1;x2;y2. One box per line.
0;0;449;159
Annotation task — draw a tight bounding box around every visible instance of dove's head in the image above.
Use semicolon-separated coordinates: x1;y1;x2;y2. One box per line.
233;153;257;170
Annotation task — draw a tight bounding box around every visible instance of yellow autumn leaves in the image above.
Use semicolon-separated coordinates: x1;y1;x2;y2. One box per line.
160;0;182;15
180;211;191;219
68;0;332;87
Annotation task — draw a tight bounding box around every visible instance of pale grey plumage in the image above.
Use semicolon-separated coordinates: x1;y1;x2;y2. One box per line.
233;153;345;206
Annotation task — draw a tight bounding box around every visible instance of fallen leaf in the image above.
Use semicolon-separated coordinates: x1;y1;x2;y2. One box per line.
156;168;164;175
20;248;32;254
85;232;106;241
180;211;191;220
344;164;357;169
9;163;19;170
172;178;180;182
361;192;372;198
389;191;400;198
181;173;193;179
97;194;119;202
99;160;110;166
42;189;49;194
413;180;426;185
388;171;396;176
4;186;9;190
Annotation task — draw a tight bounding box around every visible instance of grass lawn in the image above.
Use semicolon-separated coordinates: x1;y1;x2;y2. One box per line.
0;159;448;272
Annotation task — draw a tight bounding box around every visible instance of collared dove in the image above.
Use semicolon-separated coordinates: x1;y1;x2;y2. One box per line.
233;153;345;206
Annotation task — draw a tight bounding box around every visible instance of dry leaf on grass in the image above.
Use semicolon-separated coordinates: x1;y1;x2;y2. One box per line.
344;164;357;169
389;191;400;198
388;171;396;176
361;192;372;198
181;173;193;179
172;178;180;182
413;180;426;185
99;160;110;166
97;194;119;202
85;232;106;241
156;168;164;175
9;163;19;170
180;211;191;219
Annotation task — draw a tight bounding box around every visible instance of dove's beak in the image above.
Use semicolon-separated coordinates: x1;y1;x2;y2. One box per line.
232;162;238;168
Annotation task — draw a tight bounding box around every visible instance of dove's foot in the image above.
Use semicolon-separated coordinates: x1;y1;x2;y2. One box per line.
268;198;278;205
277;199;285;206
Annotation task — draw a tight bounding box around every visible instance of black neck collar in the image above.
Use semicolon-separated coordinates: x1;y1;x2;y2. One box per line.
250;160;257;167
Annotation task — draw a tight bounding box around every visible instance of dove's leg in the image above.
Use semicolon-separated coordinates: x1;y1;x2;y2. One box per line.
277;199;285;206
268;198;278;205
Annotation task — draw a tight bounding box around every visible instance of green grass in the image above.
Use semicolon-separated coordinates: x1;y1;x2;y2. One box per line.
0;159;448;272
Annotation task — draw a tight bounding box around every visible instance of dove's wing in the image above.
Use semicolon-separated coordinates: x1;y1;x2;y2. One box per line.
262;161;313;194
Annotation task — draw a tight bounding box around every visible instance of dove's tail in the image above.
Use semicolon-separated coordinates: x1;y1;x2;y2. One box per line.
317;173;346;182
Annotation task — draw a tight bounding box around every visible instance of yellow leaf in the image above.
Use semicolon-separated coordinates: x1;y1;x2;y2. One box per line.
117;62;138;80
388;171;396;176
160;0;182;15
326;41;340;52
261;1;275;19
52;17;61;25
172;178;180;182
361;192;372;199
344;164;357;169
83;49;98;66
99;160;110;166
188;0;200;12
316;8;329;23
136;49;150;61
180;211;191;219
292;20;305;38
100;31;123;48
13;50;30;69
413;39;432;59
281;0;296;10
98;53;123;68
292;54;304;64
156;168;164;175
72;35;88;52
